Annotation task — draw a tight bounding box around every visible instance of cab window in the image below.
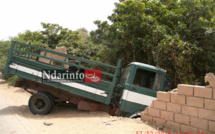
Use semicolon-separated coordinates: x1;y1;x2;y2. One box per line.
133;68;162;91
120;66;131;83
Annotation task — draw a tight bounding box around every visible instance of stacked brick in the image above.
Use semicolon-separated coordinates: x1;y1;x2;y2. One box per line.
141;73;215;134
39;47;69;69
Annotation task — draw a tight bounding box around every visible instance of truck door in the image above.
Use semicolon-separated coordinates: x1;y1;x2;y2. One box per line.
120;66;164;114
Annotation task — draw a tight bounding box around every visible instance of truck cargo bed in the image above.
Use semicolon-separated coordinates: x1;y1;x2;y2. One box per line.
4;41;121;105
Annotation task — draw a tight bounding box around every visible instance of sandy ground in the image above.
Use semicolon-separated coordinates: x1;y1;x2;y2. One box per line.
0;79;171;134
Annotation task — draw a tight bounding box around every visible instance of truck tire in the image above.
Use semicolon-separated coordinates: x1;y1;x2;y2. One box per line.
28;92;52;115
128;111;141;119
40;92;55;111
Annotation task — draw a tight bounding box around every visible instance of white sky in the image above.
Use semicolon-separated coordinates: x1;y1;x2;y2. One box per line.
0;0;119;41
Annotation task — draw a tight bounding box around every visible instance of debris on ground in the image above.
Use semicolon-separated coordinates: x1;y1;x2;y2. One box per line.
43;122;53;126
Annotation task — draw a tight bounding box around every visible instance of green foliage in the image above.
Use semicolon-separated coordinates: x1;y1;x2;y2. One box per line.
12;30;49;48
40;23;82;49
77;28;89;42
7;75;22;86
7;22;101;60
9;23;101;60
0;41;11;73
91;0;215;87
68;42;102;59
1;23;100;84
1;0;215;88
90;20;110;45
12;23;81;49
156;35;198;85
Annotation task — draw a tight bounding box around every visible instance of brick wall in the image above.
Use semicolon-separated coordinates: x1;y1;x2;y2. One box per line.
141;73;215;134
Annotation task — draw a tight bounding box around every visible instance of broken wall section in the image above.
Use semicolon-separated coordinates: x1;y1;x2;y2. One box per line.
141;73;215;134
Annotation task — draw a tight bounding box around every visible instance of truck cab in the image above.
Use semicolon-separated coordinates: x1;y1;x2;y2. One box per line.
116;62;166;116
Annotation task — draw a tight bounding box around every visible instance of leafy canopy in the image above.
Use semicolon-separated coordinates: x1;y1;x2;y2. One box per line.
92;0;215;87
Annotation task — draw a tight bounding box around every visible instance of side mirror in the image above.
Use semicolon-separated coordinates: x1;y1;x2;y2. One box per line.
164;77;171;91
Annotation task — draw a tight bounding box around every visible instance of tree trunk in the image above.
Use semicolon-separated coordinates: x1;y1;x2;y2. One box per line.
133;49;136;62
147;52;151;65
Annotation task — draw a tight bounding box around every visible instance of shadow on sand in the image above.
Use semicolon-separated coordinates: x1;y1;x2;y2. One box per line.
0;104;109;119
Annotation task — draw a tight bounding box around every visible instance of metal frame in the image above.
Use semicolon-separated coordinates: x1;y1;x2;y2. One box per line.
4;41;122;105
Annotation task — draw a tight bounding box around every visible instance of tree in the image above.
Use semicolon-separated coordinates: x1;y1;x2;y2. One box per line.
41;23;80;49
77;28;89;42
12;30;48;48
92;0;215;87
0;41;11;73
90;20;110;45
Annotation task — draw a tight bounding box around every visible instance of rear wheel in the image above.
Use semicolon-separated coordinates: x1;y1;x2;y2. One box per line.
28;92;52;115
40;92;55;111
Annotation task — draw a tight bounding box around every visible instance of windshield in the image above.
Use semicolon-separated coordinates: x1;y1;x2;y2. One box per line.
120;66;131;83
133;68;163;91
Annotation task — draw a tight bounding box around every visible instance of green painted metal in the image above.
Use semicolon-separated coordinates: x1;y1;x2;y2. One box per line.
129;62;166;74
120;100;147;114
4;41;121;105
118;63;166;115
4;41;167;115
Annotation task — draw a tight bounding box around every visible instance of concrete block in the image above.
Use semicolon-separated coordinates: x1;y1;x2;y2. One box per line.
205;77;215;88
191;117;208;130
205;73;215;87
100;104;109;112
214;88;215;99
205;73;215;77
171;94;186;104
154;100;167;110
209;121;215;132
198;129;214;134
205;99;215;110
157;92;171;102
182;105;198;117
175;114;190;125
152;117;166;125
39;47;69;69
148;108;160;117
168;89;178;94
187;96;204;108
194;86;212;99
89;103;101;111
141;114;153;122
160;111;174;121
165;121;180;130
178;84;194;96
143;107;148;115
181;125;198;132
199;108;215;121
149;100;154;108
167;103;181;113
77;100;90;111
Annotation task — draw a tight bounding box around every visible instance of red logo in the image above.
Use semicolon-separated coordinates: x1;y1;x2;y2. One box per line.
85;69;101;83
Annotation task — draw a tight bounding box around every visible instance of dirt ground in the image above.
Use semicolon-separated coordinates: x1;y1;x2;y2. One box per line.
0;79;171;134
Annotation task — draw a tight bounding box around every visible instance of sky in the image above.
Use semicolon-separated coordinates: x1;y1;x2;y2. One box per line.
0;0;119;41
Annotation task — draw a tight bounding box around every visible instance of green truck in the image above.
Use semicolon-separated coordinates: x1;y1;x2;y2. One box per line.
4;41;169;117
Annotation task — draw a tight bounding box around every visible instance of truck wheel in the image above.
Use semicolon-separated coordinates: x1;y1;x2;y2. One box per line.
28;92;52;115
128;111;141;119
40;92;55;111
